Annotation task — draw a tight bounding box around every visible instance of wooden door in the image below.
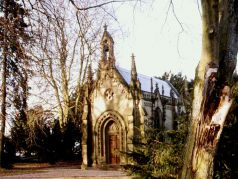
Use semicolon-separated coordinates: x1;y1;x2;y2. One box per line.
109;135;120;164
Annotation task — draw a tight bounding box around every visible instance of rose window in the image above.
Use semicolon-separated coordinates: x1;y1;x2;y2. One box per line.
105;88;114;101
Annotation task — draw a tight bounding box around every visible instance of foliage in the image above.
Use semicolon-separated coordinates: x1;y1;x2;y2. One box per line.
124;115;189;178
60;119;82;161
0;0;31;168
2;137;15;169
11;106;51;161
158;72;193;101
162;72;185;94
10;113;29;155
122;71;192;178
10;105;82;163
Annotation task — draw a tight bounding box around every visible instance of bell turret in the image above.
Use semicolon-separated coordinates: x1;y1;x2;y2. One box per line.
99;24;115;69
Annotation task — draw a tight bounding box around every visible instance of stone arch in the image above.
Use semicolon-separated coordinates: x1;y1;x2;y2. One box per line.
94;110;127;165
154;107;163;128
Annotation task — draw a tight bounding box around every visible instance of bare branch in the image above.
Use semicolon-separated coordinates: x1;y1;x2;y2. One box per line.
196;0;202;18
162;0;185;57
161;0;172;31
69;0;136;11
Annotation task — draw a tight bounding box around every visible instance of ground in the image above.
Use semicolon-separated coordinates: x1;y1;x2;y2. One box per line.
0;162;131;179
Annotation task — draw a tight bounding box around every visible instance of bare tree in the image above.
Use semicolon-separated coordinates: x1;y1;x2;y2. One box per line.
28;0;107;128
181;0;238;178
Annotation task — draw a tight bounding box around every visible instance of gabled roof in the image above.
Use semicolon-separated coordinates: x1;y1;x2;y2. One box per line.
117;67;179;98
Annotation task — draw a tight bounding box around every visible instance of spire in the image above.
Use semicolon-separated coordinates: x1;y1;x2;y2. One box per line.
162;85;164;96
131;53;137;81
130;53;141;96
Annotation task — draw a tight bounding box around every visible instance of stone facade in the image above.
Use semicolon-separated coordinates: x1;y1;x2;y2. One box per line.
81;27;183;168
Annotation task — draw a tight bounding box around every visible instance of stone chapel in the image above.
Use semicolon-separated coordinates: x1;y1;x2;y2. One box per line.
81;26;183;168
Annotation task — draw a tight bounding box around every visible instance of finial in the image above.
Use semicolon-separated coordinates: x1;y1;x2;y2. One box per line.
154;82;159;95
150;77;153;93
103;23;107;31
155;83;158;90
131;53;135;60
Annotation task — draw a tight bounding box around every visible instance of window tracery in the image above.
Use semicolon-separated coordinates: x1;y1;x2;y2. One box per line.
105;88;114;100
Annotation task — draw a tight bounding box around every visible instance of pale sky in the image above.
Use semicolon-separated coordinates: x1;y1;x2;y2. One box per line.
112;0;238;80
109;0;202;80
2;0;238;134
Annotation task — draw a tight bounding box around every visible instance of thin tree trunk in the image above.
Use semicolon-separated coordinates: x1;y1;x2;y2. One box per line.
0;0;7;167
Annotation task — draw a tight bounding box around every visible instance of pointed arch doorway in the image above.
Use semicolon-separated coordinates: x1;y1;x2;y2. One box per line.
106;120;120;164
94;111;127;165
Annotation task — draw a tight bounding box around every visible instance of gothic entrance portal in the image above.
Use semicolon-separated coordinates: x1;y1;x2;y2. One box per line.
94;111;126;165
106;121;120;164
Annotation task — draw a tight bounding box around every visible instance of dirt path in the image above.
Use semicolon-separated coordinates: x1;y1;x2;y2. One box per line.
1;165;131;179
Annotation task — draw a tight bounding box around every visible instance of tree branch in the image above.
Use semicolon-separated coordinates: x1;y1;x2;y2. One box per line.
69;0;136;11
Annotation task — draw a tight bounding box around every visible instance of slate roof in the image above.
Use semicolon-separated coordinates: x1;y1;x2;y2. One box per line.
117;67;179;98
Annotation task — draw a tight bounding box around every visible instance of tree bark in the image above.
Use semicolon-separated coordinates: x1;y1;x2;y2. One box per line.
181;0;238;178
0;0;8;167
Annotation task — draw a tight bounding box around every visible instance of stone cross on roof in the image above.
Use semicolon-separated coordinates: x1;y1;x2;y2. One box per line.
104;24;107;31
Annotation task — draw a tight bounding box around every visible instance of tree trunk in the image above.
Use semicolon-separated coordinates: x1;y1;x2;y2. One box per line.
0;0;8;167
0;28;7;168
181;0;238;178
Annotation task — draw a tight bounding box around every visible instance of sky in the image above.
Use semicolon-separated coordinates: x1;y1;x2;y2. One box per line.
108;0;202;80
2;0;238;134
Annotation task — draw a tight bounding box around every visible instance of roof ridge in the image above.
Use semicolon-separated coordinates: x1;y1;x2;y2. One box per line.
117;66;159;80
116;66;178;98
